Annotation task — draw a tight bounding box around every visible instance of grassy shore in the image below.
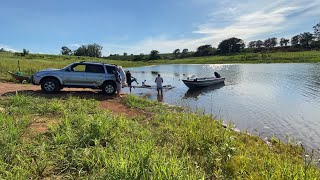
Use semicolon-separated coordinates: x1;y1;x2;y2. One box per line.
0;94;319;179
1;51;320;81
154;50;320;64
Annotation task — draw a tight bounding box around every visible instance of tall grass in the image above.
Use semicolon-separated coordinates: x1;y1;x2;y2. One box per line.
0;93;319;178
0;52;148;81
124;95;320;179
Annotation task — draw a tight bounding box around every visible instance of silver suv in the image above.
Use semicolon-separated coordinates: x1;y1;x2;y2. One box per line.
31;61;119;95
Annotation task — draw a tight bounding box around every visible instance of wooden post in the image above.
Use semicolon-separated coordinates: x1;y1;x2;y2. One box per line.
18;60;20;72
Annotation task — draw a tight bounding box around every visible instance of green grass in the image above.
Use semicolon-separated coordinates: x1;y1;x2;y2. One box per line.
1;51;320;81
0;94;319;179
0;52;150;81
153;51;320;64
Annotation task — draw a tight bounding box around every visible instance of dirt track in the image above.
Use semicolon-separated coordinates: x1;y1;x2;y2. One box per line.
0;82;40;95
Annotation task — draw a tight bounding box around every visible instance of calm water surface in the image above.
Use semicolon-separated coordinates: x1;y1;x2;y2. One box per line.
124;64;320;150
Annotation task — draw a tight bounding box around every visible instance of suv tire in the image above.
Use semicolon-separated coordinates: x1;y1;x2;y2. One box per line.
41;78;60;93
102;81;116;95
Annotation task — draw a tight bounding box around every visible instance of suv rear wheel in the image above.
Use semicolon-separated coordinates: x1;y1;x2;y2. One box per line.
41;78;60;93
102;81;116;95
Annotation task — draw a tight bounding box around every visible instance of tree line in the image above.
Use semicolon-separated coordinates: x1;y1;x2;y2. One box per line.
247;32;318;49
107;37;246;61
108;22;320;61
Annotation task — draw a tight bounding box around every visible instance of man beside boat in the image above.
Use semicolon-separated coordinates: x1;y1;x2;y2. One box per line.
155;74;164;95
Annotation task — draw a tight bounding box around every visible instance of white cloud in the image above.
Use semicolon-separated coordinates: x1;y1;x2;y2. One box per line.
0;44;18;52
105;0;320;55
69;44;81;48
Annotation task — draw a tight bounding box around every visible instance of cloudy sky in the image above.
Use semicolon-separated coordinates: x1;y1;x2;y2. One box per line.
0;0;319;55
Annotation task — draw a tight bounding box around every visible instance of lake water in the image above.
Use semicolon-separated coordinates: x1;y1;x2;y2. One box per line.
124;64;320;150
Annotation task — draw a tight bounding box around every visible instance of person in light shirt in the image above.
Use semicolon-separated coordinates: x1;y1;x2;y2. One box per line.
115;67;122;97
155;74;163;95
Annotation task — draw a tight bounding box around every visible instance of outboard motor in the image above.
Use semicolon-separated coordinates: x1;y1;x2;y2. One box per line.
214;72;221;78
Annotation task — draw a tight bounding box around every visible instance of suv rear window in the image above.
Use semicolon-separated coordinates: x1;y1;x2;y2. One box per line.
86;64;105;73
105;66;116;74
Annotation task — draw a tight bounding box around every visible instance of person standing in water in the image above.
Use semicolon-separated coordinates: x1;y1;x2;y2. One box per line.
126;70;139;93
155;74;163;95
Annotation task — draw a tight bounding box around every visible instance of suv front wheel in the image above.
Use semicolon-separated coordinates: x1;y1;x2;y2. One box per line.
102;81;116;95
41;78;60;93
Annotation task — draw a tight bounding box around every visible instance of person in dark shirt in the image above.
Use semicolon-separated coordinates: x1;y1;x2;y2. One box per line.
126;70;138;93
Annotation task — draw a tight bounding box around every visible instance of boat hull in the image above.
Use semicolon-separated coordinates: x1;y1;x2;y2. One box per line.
182;77;225;89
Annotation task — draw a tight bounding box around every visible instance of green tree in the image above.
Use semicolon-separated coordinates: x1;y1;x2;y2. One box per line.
181;49;189;58
87;43;103;57
300;32;314;49
195;45;216;56
61;46;72;55
149;50;161;60
74;45;88;56
264;38;277;48
311;41;320;49
123;52;128;56
264;39;271;48
255;40;264;48
74;43;103;57
271;37;277;47
248;41;256;48
291;35;301;48
22;49;29;56
280;38;290;47
173;49;181;58
218;37;245;54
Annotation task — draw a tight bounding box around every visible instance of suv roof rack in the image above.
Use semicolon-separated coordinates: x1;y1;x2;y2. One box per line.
77;61;117;66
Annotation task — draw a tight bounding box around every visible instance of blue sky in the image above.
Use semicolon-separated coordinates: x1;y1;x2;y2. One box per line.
0;0;319;55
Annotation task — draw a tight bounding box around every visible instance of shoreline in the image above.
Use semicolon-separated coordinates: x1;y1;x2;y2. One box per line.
147;94;306;151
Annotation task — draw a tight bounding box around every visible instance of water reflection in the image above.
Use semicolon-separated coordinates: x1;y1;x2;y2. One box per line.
184;83;225;99
157;94;164;102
